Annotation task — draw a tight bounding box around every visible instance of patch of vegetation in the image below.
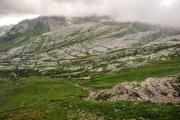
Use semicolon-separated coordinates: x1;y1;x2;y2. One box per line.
108;28;135;38
0;76;179;119
131;22;159;32
0;22;50;52
43;28;110;53
62;98;180;120
102;21;130;27
0;76;88;119
0;69;41;82
76;57;180;89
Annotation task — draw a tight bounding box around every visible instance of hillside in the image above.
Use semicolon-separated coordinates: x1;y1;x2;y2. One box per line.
0;16;180;120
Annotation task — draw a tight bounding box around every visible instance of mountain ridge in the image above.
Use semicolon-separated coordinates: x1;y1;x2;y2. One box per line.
0;15;180;79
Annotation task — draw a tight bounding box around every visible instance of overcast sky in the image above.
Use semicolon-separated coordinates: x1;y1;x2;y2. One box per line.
0;0;180;27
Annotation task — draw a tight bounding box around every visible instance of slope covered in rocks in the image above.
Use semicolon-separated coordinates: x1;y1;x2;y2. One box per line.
0;16;180;79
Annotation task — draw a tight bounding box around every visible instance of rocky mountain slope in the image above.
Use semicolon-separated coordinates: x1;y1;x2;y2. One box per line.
0;16;180;79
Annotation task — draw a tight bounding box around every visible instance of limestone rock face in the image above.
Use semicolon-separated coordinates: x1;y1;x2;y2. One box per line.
90;75;180;103
0;16;180;78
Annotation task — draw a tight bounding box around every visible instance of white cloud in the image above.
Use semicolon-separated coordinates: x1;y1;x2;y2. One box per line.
0;15;38;26
0;0;180;27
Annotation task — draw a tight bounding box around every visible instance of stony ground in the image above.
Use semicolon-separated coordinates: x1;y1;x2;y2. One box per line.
0;16;180;79
89;75;180;103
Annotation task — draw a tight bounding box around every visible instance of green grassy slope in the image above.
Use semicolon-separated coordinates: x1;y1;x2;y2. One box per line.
0;22;50;52
0;76;180;120
76;57;180;89
0;76;88;120
0;57;180;119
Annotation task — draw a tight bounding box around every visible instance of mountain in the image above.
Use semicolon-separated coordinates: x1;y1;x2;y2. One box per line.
0;16;180;119
0;16;180;78
0;16;111;42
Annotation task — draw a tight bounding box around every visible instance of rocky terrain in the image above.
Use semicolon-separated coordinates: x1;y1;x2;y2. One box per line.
0;16;180;79
89;75;180;103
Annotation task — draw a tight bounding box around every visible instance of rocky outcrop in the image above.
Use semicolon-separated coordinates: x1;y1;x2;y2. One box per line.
89;75;180;103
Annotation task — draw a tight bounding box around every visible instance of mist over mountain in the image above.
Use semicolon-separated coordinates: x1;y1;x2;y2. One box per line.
0;0;180;27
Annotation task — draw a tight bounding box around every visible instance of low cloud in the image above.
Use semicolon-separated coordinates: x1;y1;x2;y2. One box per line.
0;0;180;27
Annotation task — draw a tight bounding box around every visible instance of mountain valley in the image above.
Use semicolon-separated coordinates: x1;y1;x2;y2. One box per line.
0;16;180;120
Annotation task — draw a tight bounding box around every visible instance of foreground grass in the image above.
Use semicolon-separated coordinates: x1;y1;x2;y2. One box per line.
0;76;88;119
0;76;180;119
0;58;180;119
76;57;180;89
62;98;180;120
